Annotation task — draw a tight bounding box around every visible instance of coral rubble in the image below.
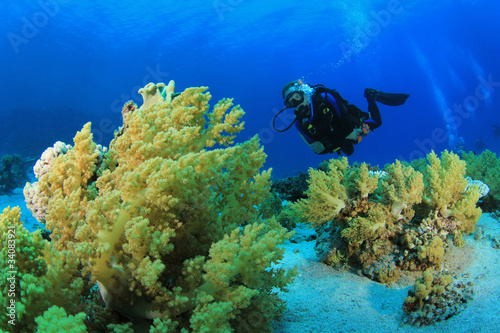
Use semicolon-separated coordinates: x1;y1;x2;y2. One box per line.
403;271;474;326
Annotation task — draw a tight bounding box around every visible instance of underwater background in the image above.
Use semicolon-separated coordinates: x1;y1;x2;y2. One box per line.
1;1;500;333
1;0;499;179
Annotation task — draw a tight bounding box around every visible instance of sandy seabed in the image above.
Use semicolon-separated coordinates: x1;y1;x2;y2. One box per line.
2;188;499;333
272;216;500;333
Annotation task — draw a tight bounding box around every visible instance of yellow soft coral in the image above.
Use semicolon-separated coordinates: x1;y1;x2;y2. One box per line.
113;82;244;167
420;150;482;236
463;150;500;208
193;218;295;332
381;160;424;220
345;162;379;198
404;270;453;311
35;306;87;333
40;123;99;196
417;237;444;267
341;207;393;244
423;150;467;218
292;158;349;226
22;80;294;331
0;207;84;333
294;151;482;284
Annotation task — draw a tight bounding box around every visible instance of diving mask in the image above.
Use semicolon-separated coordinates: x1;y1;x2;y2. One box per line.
284;91;305;108
283;81;315;102
283;81;315;119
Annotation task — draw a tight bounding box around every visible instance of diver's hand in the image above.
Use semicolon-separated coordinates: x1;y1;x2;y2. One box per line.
345;128;363;141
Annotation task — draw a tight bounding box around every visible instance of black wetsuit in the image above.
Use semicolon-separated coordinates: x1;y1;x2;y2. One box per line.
296;86;381;155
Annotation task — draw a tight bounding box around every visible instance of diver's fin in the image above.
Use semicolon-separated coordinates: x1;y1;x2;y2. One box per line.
365;88;410;106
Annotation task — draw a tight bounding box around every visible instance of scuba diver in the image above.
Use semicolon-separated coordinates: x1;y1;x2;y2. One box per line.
273;79;410;155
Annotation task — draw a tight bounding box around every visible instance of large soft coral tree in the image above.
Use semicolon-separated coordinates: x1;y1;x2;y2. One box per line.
20;81;296;332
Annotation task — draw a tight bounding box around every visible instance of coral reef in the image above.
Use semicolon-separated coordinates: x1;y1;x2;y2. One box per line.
403;271;474;326
271;172;309;201
292;151;482;283
0;154;29;194
4;81;296;332
462;150;500;211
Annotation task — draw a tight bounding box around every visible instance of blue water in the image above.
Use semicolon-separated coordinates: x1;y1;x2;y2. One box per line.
1;0;499;179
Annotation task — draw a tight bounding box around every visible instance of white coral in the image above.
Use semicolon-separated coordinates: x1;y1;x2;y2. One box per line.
369;170;388;178
25;141;106;223
464;177;490;198
33;141;72;178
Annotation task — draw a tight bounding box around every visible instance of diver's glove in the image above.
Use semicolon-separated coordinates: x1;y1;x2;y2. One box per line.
345;128;363;141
